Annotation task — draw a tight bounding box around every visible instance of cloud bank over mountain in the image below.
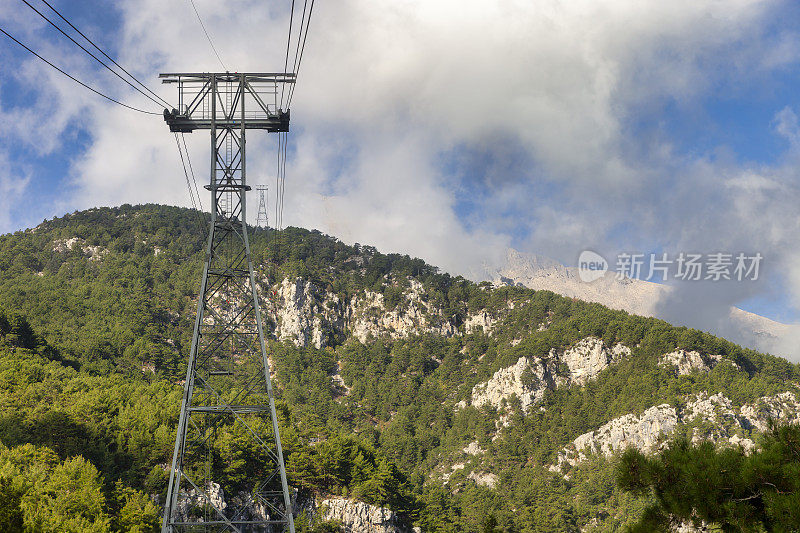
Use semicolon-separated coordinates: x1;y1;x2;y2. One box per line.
487;248;800;362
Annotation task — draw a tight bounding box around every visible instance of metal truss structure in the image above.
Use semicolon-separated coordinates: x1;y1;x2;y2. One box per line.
159;73;296;533
256;186;268;228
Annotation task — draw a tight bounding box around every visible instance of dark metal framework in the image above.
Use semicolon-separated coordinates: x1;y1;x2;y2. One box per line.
160;73;295;533
256;185;268;228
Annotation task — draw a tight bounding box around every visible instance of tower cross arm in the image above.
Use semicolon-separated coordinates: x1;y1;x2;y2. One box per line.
159;72;293;133
159;72;296;83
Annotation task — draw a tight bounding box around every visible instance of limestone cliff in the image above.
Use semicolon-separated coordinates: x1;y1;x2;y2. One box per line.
317;498;408;533
461;336;631;414
552;389;800;471
263;276;495;349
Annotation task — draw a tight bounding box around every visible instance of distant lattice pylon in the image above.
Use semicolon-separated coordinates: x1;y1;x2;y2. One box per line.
256;184;268;227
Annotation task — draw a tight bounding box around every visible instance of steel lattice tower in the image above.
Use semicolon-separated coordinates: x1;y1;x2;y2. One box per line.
256;185;268;228
159;72;295;532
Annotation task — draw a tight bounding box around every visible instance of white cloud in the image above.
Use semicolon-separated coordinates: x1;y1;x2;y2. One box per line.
62;0;783;263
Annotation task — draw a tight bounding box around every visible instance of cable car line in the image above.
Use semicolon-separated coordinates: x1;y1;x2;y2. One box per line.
188;0;227;71
286;0;314;108
280;0;296;110
0;25;160;115
38;0;172;109
19;0;167;110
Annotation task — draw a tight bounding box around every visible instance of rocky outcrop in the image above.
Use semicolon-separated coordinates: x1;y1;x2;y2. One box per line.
263;275;521;350
464;310;496;334
467;471;498;488
681;393;750;449
659;350;723;375
273;278;344;349
52;237;108;261
462;441;482;455
552;390;800;471
171;482;279;524
174;482;227;519
467;356;556;413
561;337;630;385
172;485;405;531
740;391;800;432
319;498;407;533
266;277;462;349
561;404;680;469
347;283;455;343
461;337;631;414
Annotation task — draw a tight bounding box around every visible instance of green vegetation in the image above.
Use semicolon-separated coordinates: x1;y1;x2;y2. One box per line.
0;204;798;531
617;425;800;532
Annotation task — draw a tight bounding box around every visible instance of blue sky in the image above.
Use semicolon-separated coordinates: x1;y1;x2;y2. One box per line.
3;0;800;356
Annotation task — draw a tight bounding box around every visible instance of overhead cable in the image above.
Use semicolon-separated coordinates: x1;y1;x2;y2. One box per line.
39;0;172;108
188;0;227;71
181;133;204;213
19;0;166;110
286;0;314;108
174;133;209;241
280;0;295;109
0;26;160;115
174;132;199;211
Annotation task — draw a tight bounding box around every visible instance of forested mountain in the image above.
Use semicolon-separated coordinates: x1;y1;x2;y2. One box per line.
0;204;799;532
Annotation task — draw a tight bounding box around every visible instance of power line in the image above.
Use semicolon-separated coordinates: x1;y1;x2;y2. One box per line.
181;133;204;213
282;132;288;228
286;0;314;108
0;25;160;115
278;132;287;229
174;133;208;240
289;0;308;76
275;132;287;230
280;0;295;109
19;0;166;110
174;133;198;210
188;0;227;71
38;0;172;109
275;133;281;229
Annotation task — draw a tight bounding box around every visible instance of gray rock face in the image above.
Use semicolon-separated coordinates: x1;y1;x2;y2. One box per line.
173;482;227;522
267;277;467;349
274;278;344;349
346;283;456;343
464;310;496;334
462;337;631;414
659;350;723;375
561;337;631;385
567;404;680;467
170;487;403;532
319;498;407;533
51;237;108;260
740;391;800;432
468;356;556;413
552;390;800;471
171;482;287;525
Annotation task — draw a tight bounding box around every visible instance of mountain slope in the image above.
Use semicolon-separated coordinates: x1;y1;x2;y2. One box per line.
0;205;798;532
486;248;798;359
